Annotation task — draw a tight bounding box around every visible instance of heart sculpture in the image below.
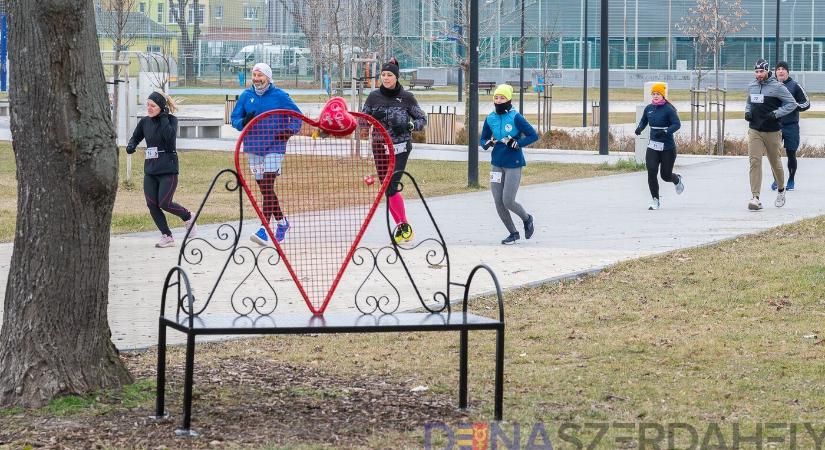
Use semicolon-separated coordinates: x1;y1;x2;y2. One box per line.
234;98;396;314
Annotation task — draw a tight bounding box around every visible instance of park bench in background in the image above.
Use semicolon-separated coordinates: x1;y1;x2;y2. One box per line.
478;81;496;95
409;78;435;90
506;80;533;93
153;169;506;436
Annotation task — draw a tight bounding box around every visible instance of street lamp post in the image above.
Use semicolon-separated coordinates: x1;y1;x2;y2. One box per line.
582;0;588;127
775;0;780;64
518;0;525;112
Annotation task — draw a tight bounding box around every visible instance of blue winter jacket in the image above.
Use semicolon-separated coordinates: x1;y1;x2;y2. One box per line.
635;102;681;151
779;77;811;126
480;109;539;168
231;84;303;155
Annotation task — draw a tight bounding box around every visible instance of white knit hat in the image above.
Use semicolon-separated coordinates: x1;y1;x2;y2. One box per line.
252;63;273;81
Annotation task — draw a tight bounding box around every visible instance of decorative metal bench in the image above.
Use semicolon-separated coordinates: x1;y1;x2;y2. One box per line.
153;169;506;437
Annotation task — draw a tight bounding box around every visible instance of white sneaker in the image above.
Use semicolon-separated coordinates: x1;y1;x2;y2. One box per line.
748;197;763;211
674;174;685;195
155;234;175;248
184;217;197;238
775;190;786;208
648;197;660;210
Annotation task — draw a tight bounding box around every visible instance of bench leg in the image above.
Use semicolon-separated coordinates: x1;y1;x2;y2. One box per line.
175;332;199;437
459;329;468;410
153;320;168;419
494;326;504;421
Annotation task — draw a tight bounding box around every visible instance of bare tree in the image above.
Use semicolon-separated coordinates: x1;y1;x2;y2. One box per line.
677;0;747;154
0;0;132;407
97;0;137;133
277;0;328;84
168;0;202;85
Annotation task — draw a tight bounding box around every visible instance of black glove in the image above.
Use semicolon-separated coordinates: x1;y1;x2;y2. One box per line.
505;137;519;150
634;127;643;136
651;129;667;141
744;112;752;122
407;121;415;132
482;138;497;150
242;110;256;127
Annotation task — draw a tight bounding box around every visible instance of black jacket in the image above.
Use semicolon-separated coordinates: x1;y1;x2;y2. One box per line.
779;77;811;126
126;113;179;175
362;86;427;144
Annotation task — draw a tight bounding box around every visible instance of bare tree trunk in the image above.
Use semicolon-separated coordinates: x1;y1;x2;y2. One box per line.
0;0;132;408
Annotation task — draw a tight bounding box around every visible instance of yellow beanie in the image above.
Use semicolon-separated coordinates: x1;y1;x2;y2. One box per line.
493;84;513;101
650;82;667;97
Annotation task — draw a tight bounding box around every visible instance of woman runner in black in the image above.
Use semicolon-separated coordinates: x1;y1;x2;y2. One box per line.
126;91;196;248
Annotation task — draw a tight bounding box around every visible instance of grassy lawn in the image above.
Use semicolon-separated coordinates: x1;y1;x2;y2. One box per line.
2;214;824;448
0;142;640;242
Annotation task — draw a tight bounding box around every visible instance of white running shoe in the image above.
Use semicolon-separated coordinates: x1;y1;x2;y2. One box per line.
775;190;786;208
748;197;763;211
674;174;685;195
184;217;197;238
155;234;175;248
648;197;660;210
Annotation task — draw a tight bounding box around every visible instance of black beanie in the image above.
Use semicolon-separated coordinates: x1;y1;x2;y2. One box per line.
754;59;770;71
381;61;399;79
775;60;789;72
148;91;167;110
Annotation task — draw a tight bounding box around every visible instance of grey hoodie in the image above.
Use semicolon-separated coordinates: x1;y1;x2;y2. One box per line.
745;75;797;132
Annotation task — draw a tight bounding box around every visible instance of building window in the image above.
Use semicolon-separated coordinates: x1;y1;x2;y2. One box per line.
213;5;223;20
147;44;162;53
187;4;205;24
156;3;163;23
244;6;257;20
169;6;179;23
138;2;145;13
113;44;129;52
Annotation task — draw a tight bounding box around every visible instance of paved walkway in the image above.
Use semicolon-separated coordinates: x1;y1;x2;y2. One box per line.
0;151;822;350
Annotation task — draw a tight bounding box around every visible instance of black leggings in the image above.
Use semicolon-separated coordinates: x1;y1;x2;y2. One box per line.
144;173;192;236
787;150;798;181
646;149;678;199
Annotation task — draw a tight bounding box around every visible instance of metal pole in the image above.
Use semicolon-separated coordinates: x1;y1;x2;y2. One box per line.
468;0;480;187
582;0;588;127
518;0;525;112
775;0;780;65
599;0;609;154
457;0;464;102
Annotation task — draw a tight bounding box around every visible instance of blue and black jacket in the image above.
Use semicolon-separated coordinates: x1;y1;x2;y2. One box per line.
480;108;539;168
635;102;681;151
780;77;811;126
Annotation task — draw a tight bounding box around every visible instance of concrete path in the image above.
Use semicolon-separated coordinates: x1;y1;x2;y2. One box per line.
0;153;822;350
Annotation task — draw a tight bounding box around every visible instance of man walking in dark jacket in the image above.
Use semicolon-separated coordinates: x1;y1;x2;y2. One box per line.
771;61;810;192
744;59;797;211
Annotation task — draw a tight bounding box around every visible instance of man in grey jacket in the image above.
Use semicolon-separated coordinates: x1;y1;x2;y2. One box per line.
744;58;797;211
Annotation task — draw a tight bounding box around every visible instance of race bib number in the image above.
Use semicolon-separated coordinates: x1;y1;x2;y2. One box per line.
648;141;664;151
750;94;764;104
146;147;158;159
392;142;408;155
250;163;265;177
490;171;502;183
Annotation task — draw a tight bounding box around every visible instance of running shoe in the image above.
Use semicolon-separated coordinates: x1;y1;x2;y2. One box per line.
787;180;795;191
770;180;778;191
775;190;786;208
250;225;270;246
393;222;414;244
748;197;763;211
648;197;661;210
275;218;290;243
501;232;520;245
184;217;197;238
523;215;535;239
674;174;685;195
155;234;175;248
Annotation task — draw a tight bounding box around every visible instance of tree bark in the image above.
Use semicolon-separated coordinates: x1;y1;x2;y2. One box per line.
0;0;132;407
